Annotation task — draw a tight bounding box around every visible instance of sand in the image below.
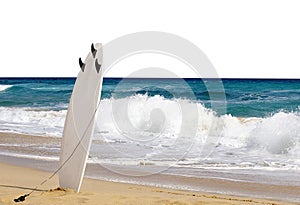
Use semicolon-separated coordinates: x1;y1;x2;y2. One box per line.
0;163;297;205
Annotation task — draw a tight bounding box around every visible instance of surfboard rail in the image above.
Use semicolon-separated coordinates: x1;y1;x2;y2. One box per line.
59;43;103;192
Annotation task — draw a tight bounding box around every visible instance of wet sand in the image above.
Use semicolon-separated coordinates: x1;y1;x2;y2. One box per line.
0;162;297;205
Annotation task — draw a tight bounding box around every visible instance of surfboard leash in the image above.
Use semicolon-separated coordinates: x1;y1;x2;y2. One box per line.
13;91;102;203
13;43;103;203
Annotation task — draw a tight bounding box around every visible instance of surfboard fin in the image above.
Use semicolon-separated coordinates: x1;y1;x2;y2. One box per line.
95;58;101;73
79;58;85;72
91;43;97;58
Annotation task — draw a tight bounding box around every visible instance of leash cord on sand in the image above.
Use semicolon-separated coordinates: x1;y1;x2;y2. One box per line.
14;100;101;203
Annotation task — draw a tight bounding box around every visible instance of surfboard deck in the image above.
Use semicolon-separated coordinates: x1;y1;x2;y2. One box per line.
59;43;103;192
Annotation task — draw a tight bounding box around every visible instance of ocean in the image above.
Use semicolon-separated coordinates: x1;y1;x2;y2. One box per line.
0;78;300;201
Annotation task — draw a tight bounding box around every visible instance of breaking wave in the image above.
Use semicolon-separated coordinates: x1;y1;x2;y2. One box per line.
0;94;299;169
0;85;13;92
94;95;300;158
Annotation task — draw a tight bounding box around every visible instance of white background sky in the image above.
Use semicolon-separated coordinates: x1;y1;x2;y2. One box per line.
0;0;299;78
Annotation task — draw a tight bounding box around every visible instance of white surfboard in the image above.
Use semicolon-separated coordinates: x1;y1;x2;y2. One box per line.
59;43;103;192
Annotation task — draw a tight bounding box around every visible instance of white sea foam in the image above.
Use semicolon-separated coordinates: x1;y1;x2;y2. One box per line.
95;95;299;149
0;107;66;137
1;94;300;169
248;112;300;154
0;85;13;92
93;95;300;170
0;151;59;161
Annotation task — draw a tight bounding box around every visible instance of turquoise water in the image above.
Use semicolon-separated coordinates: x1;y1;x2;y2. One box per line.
1;78;300;117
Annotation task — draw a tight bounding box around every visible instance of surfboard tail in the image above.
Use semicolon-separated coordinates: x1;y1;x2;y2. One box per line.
59;43;103;192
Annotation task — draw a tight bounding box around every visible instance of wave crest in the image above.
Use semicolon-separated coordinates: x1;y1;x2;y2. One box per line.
0;85;13;92
0;94;299;158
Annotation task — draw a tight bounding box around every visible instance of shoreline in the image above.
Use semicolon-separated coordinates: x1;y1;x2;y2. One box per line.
1;132;300;204
0;162;297;205
1;153;300;203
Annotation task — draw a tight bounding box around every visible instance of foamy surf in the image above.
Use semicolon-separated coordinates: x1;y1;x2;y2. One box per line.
0;94;300;165
0;106;66;137
0;84;13;92
89;95;299;172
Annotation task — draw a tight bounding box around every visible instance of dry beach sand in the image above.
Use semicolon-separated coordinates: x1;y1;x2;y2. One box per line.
0;162;298;205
